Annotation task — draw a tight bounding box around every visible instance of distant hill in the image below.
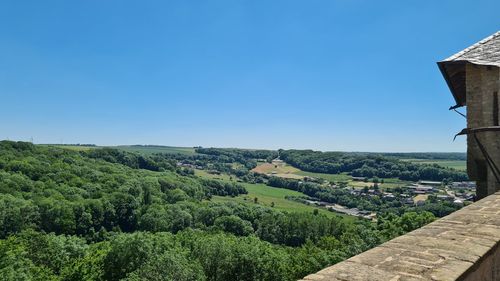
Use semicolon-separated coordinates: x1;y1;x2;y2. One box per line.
116;145;197;155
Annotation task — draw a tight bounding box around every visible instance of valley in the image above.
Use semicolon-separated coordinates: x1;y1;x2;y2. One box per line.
1;141;470;280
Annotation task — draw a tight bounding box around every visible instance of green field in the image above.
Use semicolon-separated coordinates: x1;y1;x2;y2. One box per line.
402;159;466;171
211;183;352;219
254;162;351;182
376;177;411;188
46;145;96;151
195;170;353;219
195;169;234;181
294;171;351;182
266;164;407;189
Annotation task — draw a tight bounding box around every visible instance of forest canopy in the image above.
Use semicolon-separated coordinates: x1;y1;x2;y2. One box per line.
0;142;440;280
279;149;467;181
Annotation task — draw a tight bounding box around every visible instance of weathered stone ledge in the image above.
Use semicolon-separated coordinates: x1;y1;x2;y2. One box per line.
300;192;500;281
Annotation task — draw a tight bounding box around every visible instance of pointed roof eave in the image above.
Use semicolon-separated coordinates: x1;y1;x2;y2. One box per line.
438;31;500;108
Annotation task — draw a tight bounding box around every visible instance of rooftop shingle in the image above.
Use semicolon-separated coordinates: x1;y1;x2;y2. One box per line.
437;31;500;107
443;31;500;66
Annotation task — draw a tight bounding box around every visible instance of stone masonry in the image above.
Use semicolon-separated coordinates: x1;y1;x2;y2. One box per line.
438;31;500;199
466;64;500;198
300;192;500;281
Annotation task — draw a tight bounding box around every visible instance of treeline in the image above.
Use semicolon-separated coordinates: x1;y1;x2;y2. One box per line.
195;147;278;163
47;143;98;147
279;150;468;181
380;152;466;161
146;147;272;182
85;148;178;172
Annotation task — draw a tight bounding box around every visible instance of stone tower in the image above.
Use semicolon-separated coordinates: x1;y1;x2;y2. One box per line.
438;31;500;199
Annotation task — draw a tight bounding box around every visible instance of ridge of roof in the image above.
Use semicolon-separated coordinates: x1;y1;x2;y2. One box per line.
442;30;500;63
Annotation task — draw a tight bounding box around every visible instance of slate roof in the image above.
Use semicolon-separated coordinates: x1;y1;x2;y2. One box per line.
437;31;500;107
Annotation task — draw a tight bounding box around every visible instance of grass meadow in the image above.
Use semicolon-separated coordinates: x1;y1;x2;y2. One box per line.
401;159;466;171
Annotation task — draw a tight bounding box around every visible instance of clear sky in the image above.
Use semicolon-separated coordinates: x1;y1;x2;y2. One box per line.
0;0;499;152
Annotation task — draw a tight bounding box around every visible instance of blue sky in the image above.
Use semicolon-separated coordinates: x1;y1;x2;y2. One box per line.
0;0;498;152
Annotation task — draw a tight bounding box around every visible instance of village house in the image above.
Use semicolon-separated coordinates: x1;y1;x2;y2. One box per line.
451;181;476;190
406;183;435;194
436;194;454;202
418;180;442;186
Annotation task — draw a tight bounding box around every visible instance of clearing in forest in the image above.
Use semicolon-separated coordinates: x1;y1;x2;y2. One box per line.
251;160;303;179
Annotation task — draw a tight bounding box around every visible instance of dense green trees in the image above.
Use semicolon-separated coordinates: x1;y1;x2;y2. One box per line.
0;194;39;238
376;211;435;240
195;148;278;164
0;229;350;281
0;141;253;237
0;141;442;280
214;215;254;236
279;149;468;181
381;152;466;161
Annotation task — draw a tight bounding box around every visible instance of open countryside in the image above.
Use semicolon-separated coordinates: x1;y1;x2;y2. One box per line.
125;146;472;219
0;141;475;281
3;2;497;280
56;144;472;213
39;145;474;222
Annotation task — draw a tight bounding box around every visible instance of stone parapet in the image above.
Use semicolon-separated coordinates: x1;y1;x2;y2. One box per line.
300;193;500;281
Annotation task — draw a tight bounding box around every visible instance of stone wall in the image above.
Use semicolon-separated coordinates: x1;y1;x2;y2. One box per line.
466;64;500;199
300;192;500;281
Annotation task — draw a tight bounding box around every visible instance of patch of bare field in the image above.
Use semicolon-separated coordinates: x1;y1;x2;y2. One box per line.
251;162;304;179
251;163;275;173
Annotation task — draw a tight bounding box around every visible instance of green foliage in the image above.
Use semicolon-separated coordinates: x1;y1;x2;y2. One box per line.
103;232;177;280
279;149;468;181
195;148;278;165
214;215;254;236
0;236;59;281
377;211;435;240
61;242;110;281
0;141;249;236
0;141;444;280
123;249;206;281
0;194;39;238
